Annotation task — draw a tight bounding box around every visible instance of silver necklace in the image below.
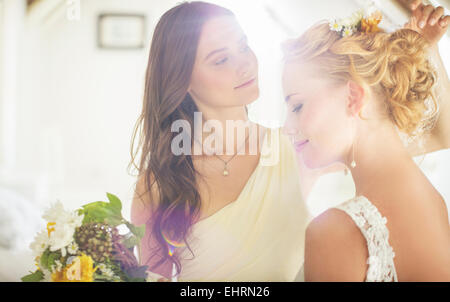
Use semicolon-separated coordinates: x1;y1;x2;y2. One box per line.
193;130;251;176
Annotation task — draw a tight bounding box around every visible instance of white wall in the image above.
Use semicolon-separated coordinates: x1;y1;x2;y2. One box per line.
15;0;185;220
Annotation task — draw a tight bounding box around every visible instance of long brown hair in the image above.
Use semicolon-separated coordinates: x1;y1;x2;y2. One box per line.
128;2;234;277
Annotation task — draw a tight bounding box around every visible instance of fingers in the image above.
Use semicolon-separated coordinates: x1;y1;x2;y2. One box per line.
439;15;450;28
419;4;435;28
410;0;422;11
429;6;445;26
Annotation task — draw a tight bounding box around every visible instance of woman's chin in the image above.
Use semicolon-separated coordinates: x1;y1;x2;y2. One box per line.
236;86;259;106
302;156;331;170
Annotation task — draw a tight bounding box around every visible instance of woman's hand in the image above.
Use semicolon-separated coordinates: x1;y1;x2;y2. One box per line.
403;0;449;47
401;1;450;155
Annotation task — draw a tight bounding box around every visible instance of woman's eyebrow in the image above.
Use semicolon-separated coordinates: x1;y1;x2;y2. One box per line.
204;47;227;61
204;35;247;61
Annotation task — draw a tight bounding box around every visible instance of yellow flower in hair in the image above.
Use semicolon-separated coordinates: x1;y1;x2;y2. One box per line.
360;11;382;33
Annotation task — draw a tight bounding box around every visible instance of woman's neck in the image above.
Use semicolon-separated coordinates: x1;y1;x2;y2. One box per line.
192;105;259;156
348;123;417;200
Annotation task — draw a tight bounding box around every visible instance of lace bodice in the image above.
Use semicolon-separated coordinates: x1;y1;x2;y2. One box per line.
334;196;398;282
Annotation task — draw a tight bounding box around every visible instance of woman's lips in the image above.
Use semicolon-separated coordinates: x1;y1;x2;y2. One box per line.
235;78;255;89
294;140;309;152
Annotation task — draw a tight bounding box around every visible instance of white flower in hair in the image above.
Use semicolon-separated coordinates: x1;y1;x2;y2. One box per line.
342;27;354;37
329;19;342;32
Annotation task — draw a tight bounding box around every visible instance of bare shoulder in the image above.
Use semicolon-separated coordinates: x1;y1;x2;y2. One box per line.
304;207;368;281
130;172;159;226
385;185;450;281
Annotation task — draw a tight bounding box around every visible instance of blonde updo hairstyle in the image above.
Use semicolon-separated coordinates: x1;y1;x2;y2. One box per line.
282;22;438;139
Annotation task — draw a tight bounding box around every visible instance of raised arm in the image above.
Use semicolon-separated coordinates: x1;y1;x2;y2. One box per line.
403;1;450;155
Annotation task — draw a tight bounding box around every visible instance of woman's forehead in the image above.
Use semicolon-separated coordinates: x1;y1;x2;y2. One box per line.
197;16;244;57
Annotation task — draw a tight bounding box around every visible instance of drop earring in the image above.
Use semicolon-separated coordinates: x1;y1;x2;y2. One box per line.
350;140;356;168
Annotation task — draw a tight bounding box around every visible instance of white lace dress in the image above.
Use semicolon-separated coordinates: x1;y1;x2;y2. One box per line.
334;195;398;282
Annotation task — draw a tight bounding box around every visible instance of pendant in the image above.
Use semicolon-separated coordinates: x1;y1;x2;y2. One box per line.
351;160;356;168
223;164;229;176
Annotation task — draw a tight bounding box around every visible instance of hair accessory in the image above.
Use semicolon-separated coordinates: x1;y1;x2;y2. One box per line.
329;4;382;37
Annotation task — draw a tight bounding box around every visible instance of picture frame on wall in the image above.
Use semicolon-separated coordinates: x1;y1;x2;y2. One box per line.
97;13;146;49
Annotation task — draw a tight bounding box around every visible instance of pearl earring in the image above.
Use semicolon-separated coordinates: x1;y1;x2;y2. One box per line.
350;141;356;168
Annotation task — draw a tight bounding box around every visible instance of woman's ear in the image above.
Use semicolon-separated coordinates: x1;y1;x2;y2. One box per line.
347;80;365;117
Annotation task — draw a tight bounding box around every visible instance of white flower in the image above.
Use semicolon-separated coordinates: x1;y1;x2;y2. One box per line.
42;201;84;253
42;201;69;224
43;201;84;228
67;242;79;255
342;26;355;37
329;19;342;32
54;260;63;272
48;223;75;252
29;230;49;258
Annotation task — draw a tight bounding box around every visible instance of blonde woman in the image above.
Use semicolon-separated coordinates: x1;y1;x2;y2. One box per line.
282;3;450;281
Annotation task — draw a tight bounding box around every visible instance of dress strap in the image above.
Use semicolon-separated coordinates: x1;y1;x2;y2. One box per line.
334;196;398;282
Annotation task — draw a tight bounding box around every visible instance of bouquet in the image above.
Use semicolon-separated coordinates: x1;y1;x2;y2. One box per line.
21;193;153;282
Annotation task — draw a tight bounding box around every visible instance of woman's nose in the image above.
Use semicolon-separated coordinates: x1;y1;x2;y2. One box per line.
237;59;251;78
281;116;299;136
282;122;299;137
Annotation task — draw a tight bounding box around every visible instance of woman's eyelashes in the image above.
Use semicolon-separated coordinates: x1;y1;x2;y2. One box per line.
214;44;250;65
292;104;303;113
215;57;228;65
240;44;250;53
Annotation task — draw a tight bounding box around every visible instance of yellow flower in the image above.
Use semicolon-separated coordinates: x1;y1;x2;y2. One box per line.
360;12;382;34
51;254;97;282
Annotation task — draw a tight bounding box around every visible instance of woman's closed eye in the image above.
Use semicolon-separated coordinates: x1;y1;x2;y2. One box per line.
292;104;303;113
215;57;228;65
240;44;250;53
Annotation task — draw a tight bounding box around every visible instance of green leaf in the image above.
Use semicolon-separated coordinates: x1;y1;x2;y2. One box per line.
122;233;140;249
40;249;51;270
125;221;146;240
21;270;44;282
47;252;60;270
106;192;122;212
80;194;124;227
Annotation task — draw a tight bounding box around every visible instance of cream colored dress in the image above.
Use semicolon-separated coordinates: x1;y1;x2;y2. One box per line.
170;127;311;281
